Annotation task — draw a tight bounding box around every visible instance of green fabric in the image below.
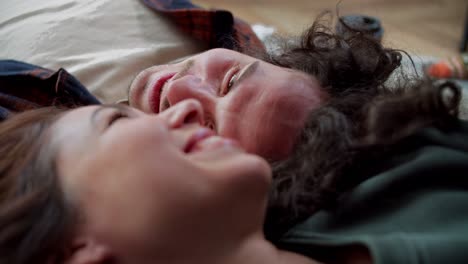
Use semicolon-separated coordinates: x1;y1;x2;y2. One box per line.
279;120;468;264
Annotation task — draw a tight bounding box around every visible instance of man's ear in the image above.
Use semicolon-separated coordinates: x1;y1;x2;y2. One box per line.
63;236;113;264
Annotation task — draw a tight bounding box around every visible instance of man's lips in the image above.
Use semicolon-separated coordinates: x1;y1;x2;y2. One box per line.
148;73;176;113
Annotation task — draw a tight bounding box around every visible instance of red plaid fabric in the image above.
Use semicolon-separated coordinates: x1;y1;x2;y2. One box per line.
142;0;264;51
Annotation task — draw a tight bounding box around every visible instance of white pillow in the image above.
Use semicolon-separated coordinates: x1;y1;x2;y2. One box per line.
0;0;207;103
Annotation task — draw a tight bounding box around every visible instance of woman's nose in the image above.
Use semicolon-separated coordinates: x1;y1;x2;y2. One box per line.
158;99;204;128
164;75;216;114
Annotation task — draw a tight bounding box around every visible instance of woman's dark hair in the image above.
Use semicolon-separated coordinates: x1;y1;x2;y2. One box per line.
0;107;77;264
261;14;462;240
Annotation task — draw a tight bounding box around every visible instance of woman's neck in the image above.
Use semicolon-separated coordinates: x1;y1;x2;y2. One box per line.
172;232;319;264
225;233;318;264
135;232;319;264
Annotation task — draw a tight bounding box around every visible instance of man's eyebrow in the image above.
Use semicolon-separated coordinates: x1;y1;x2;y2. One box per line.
236;61;259;84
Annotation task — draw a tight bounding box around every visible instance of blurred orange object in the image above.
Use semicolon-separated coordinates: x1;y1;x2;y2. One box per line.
426;53;468;80
428;62;454;78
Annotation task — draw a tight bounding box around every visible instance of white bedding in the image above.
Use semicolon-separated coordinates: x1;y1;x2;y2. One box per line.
0;0;207;103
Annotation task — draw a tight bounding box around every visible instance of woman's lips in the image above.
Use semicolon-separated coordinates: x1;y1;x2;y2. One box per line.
149;73;176;113
184;128;241;154
192;137;241;153
185;128;215;153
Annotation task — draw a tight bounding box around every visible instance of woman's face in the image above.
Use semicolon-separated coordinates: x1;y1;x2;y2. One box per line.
129;48;327;160
53;100;271;260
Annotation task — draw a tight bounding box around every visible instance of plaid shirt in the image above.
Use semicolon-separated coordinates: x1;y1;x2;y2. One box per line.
0;0;263;121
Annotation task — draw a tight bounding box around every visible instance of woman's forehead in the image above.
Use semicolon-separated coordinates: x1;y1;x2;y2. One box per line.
52;106;100;153
60;105;99;120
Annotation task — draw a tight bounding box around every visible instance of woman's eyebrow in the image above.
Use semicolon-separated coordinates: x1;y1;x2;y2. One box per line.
90;105;124;127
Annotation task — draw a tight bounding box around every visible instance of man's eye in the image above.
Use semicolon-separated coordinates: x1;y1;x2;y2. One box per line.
227;73;238;89
221;65;240;96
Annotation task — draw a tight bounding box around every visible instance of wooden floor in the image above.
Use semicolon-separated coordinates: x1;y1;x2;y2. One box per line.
196;0;466;58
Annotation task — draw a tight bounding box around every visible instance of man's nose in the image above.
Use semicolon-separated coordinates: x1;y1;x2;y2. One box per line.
158;99;204;128
165;75;217;114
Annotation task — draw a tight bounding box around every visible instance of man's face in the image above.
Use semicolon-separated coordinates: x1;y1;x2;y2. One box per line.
129;48;327;160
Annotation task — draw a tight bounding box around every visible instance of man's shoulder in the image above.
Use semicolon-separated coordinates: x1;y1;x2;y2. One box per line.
280;120;468;263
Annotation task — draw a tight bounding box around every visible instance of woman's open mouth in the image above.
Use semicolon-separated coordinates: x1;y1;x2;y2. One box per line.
184;128;241;154
184;128;215;153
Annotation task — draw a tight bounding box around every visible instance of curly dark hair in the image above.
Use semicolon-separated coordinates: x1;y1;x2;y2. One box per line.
261;15;462;241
